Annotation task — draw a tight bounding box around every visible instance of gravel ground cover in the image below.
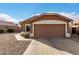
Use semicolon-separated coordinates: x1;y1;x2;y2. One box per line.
0;33;31;55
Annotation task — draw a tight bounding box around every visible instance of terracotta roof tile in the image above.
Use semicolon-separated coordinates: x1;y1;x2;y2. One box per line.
22;13;73;23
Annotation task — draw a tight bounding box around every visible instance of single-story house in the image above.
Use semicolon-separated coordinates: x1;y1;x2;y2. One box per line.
72;20;79;34
0;20;20;32
21;13;73;38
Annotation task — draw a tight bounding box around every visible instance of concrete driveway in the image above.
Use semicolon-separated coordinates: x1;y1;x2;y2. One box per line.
24;38;79;55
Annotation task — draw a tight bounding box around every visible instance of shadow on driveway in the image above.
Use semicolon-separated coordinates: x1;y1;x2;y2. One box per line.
33;37;79;55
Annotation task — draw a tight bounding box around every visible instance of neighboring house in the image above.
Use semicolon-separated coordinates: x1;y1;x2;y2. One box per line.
0;20;20;32
72;20;79;34
21;13;73;38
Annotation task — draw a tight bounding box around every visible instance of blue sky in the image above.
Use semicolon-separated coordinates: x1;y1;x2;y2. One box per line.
0;3;79;23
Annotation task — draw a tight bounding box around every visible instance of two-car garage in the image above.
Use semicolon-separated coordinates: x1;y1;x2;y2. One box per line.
34;24;65;38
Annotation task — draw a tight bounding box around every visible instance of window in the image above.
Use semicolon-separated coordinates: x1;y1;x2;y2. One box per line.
26;24;31;32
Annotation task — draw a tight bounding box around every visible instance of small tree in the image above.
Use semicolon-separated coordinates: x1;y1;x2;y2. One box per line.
19;21;22;31
19;21;22;28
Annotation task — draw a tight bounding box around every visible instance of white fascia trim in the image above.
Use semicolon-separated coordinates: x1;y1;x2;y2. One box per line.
33;20;66;24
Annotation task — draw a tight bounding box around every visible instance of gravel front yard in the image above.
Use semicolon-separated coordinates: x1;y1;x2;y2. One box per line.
0;33;31;55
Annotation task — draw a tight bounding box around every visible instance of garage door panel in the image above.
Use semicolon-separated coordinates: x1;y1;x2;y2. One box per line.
34;24;65;38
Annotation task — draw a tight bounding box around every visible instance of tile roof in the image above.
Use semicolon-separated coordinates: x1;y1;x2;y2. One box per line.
0;20;18;26
73;20;79;25
22;13;73;23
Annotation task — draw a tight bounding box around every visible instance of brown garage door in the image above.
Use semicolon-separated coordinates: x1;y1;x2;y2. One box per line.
34;24;65;38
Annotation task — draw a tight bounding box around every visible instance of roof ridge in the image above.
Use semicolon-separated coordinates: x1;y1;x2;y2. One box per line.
22;13;73;23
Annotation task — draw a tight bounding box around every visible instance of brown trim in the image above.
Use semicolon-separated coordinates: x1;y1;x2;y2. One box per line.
22;13;73;24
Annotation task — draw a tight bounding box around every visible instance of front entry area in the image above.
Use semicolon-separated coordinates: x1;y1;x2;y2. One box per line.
34;24;65;38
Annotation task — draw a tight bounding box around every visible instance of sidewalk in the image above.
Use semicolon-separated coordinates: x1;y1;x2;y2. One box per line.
23;39;72;55
15;34;32;41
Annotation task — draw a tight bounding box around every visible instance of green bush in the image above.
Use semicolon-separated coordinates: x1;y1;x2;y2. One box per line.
21;33;30;38
7;28;14;33
0;29;4;33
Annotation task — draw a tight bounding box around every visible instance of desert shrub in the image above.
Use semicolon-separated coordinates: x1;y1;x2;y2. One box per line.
21;32;30;38
0;29;4;33
7;28;14;33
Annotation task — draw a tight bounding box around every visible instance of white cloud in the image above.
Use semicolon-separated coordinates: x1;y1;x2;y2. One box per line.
52;12;79;24
34;11;79;21
0;13;19;23
46;11;79;21
46;11;57;13
0;12;79;24
59;12;76;19
55;12;79;23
